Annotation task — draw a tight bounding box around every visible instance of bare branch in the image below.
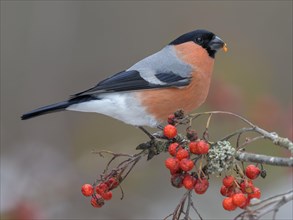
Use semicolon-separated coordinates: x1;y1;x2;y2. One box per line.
253;127;293;153
235;151;293;167
190;111;293;152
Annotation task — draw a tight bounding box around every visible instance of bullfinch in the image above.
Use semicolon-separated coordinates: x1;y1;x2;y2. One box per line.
21;29;227;128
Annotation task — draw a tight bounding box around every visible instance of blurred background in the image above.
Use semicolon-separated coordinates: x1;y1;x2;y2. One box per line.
1;1;292;219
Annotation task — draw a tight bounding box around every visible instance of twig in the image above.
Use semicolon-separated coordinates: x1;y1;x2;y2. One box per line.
190;111;293;153
238;136;266;149
172;191;188;220
184;191;192;220
189;111;255;127
221;127;255;141
254;127;293;152
235;151;293;167
190;195;203;220
91;149;147;189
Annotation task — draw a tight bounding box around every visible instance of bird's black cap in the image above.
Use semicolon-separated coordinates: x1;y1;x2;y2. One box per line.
169;29;225;58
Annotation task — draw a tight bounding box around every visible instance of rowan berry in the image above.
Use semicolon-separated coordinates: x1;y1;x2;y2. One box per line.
260;169;267;178
167;114;176;125
223;176;235;188
189;142;198;154
189;140;209;154
163;125;177;139
96;183;108;195
194;178;209;194
220;185;235;197
182;174;196;190
91;194;104;208
179;158;194;172
171;173;184;188
239;197;250;209
101;191;113;200
186;129;198;141
240;180;255;194
165;157;180;173
106;177;119;190
232;193;247;207
81;184;94;197
168;143;182;156
222;197;237;211
176;149;189;160
245;165;260;180
248;187;261;199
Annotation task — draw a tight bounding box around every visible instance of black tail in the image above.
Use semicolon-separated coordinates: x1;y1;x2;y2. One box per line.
21;95;98;120
21;101;71;120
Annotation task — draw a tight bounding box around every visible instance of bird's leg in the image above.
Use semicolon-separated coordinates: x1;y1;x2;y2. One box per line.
157;125;164;130
138;126;155;140
144;124;166;139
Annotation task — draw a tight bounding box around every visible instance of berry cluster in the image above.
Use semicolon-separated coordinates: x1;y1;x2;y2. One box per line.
221;165;261;211
163;113;263;211
164;116;211;194
82;111;267;215
81;177;119;208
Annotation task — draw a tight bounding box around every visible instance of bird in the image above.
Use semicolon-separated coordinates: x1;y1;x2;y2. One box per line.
21;29;227;128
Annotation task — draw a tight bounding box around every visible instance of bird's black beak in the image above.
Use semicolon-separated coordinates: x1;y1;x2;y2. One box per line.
209;36;227;52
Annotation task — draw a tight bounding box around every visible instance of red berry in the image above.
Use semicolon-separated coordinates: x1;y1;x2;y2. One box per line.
248;187;261;199
101;191;113;200
223;176;235;188
232;193;247;207
163;125;177;139
194;178;209;194
222;197;237;211
96;183;109;195
81;184;94;197
245;165;261;180
171;173;184;188
165;157;180;173
176;149;189;160
189;142;198;154
106;177;119;190
179;158;194;171
167;114;176;125
198;140;210;154
226;187;235;197
220;185;227;196
240;180;255;194
239;197;250;209
169;167;181;175
221;185;235;197
91;194;104;208
183;174;196;190
220;185;232;197
189;140;209;154
168;143;182;156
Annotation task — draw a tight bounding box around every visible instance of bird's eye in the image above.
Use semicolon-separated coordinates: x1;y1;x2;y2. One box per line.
196;37;203;44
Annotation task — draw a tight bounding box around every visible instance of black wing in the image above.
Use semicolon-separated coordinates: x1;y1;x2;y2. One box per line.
72;70;191;97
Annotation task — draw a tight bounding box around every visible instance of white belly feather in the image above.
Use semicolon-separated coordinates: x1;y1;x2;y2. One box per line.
66;92;159;127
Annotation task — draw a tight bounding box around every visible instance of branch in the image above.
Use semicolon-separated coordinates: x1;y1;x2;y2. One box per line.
190;111;293;154
235;151;293;167
253;126;293;153
188;111;293;168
